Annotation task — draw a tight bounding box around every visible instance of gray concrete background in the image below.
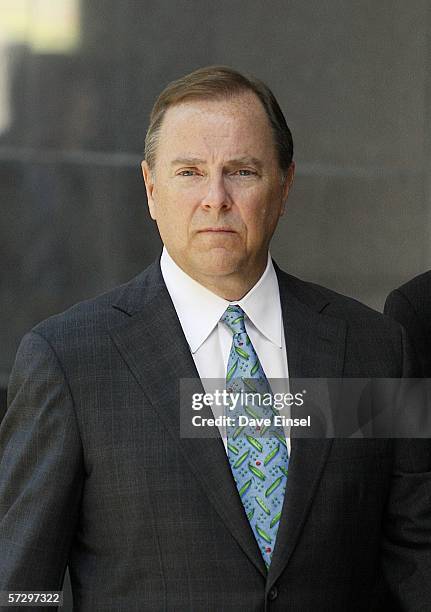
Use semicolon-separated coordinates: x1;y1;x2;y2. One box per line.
1;2;431;607
1;1;431;388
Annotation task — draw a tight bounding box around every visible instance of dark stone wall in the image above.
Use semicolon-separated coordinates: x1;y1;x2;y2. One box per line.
0;388;6;423
1;2;431;387
1;3;431;609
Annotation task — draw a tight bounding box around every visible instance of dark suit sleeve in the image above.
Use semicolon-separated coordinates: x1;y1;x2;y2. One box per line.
385;289;428;377
0;331;84;599
381;439;431;610
381;326;431;609
385;289;418;327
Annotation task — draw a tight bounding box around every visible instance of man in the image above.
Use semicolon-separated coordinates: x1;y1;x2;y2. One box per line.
385;271;431;377
1;66;431;611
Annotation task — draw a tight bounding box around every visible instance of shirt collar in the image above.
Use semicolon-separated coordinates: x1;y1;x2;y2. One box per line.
160;247;283;353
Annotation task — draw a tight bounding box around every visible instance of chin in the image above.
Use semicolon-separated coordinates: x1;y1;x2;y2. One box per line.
190;251;242;277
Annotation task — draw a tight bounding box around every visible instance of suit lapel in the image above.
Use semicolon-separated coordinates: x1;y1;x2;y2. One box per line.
108;263;266;577
267;267;347;586
107;260;348;583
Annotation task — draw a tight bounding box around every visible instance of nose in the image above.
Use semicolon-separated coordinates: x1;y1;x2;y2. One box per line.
200;174;231;210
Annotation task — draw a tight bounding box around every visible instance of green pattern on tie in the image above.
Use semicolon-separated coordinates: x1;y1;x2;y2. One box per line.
221;305;289;567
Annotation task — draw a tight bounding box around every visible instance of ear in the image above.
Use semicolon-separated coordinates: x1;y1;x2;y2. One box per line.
280;161;295;216
141;160;157;220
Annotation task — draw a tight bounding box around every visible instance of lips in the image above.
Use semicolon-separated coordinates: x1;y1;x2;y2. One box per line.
198;227;236;233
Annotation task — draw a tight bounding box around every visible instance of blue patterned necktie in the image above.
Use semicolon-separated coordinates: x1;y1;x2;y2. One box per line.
220;305;289;567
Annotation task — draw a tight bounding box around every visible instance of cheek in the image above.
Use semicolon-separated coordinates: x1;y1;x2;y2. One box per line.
244;199;277;228
242;201;282;245
155;198;196;243
155;187;190;220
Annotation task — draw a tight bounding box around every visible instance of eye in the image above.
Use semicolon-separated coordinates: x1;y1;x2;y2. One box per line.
177;169;197;176
234;168;257;177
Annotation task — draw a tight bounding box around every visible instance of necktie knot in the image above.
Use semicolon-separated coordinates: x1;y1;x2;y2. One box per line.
220;305;247;335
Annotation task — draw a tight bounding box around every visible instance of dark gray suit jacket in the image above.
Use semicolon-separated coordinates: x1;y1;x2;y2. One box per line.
1;260;431;611
385;271;431;377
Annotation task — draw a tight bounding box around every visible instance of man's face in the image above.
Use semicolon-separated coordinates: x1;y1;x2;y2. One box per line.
142;92;294;290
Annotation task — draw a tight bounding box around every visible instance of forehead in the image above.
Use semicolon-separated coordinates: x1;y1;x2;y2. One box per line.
156;92;276;162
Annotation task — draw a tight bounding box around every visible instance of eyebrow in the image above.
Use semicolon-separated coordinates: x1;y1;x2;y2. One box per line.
170;157;205;167
170;156;264;169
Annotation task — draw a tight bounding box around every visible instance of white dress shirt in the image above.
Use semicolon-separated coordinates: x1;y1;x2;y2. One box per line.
160;247;290;451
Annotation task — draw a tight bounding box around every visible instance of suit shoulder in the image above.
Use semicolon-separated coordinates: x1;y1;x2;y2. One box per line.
31;261;161;343
282;272;386;320
281;271;400;333
387;271;431;306
385;272;431;349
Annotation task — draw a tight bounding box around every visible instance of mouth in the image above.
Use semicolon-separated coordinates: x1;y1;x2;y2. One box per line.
197;227;237;233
